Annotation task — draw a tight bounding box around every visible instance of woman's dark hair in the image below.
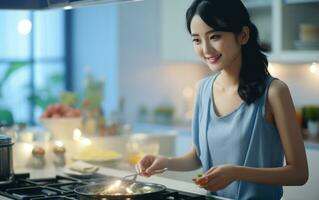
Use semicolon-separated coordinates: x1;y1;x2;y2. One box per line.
186;0;269;104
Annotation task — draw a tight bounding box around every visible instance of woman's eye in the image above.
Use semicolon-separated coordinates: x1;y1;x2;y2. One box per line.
192;38;200;44
210;35;220;40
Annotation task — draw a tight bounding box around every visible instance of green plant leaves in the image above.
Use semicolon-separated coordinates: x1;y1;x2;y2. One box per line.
0;61;28;97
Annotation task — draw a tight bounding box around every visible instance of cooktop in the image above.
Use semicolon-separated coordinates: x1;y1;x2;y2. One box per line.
0;173;219;200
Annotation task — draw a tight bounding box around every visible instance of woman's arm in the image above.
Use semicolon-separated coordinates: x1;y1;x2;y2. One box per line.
235;80;308;185
137;144;201;176
168;144;202;171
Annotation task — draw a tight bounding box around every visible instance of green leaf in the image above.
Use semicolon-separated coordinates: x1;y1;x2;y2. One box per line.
0;61;28;85
0;61;28;97
49;74;64;85
28;95;57;110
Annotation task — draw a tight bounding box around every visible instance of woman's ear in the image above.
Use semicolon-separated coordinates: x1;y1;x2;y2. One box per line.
239;26;250;45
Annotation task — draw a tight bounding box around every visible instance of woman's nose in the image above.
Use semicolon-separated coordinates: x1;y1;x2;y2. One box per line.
202;40;213;54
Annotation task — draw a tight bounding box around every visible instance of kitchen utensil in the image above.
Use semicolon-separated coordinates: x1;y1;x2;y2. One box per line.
0;134;14;184
74;179;166;199
122;167;168;182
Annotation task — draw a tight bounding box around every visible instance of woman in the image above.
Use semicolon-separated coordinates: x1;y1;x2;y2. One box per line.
137;0;308;199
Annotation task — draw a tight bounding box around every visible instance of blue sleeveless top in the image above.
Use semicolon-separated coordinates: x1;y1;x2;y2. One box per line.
192;74;284;200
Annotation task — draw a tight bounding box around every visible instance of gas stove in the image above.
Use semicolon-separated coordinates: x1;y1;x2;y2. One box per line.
0;173;219;200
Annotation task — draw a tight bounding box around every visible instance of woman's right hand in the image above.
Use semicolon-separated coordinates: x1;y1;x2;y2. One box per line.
136;154;170;177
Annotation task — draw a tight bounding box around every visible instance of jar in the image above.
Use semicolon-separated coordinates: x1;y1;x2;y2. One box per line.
53;145;66;167
31;146;46;168
0;134;14;184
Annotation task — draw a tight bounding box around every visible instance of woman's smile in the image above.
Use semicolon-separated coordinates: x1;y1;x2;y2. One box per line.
205;54;222;64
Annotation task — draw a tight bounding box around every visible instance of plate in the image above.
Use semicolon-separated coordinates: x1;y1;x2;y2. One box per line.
72;147;122;163
62;167;97;178
294;40;319;50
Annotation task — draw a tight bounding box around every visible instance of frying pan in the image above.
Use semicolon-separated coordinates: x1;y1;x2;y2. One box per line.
74;179;166;199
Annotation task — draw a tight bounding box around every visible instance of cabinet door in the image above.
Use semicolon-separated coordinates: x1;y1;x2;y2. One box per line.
161;0;200;63
285;0;319;4
242;0;272;8
282;1;319;51
246;5;273;53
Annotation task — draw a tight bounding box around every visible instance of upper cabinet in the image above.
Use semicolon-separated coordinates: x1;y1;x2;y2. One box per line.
161;0;319;64
243;0;319;63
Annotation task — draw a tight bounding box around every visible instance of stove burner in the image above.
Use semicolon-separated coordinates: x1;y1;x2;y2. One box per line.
0;173;219;200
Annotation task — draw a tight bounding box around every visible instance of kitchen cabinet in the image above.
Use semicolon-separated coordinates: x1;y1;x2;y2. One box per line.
161;0;319;63
243;0;319;63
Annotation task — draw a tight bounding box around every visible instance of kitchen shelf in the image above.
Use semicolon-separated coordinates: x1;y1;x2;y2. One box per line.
285;0;319;4
268;51;319;63
246;0;319;63
243;0;272;8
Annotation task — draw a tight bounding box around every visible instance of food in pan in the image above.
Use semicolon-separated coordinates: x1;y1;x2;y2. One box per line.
95;181;153;196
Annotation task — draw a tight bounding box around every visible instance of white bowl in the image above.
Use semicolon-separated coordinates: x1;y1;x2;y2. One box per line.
40;117;83;140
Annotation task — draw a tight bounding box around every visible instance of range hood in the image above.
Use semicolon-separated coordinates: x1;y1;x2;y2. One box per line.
0;0;144;10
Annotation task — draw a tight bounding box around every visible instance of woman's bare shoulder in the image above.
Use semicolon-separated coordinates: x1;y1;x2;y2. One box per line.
268;79;290;100
267;79;294;112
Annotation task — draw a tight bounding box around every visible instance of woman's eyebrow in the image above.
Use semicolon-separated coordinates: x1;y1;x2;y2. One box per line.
191;30;216;37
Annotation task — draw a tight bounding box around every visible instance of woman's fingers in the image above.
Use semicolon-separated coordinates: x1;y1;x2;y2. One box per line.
137;155;156;176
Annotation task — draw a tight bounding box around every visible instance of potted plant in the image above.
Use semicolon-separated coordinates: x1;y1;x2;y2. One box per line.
304;106;319;137
153;106;174;125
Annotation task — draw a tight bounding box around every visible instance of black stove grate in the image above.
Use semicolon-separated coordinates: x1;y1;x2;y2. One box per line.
0;173;218;200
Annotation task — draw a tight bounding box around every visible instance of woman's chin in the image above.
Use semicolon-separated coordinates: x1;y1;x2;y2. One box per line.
207;63;222;72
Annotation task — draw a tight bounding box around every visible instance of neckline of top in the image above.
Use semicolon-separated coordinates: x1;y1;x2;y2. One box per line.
209;73;245;119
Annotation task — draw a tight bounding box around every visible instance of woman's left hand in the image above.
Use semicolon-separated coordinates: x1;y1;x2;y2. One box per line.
194;165;237;191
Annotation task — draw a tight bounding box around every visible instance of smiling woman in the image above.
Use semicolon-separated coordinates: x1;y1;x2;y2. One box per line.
136;0;309;199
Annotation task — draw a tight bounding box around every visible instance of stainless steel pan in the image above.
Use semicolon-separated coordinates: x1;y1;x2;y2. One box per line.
74;179;166;199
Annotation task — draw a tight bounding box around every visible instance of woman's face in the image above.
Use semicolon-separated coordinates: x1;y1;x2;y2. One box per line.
190;15;244;72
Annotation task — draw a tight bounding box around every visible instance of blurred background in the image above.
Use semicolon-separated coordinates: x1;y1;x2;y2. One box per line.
1;0;319;129
0;0;319;199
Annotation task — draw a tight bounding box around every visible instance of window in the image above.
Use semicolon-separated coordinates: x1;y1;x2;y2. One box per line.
0;10;65;124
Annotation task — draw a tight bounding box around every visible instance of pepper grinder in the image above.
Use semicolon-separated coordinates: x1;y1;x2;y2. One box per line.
53;144;66;167
31;146;46;168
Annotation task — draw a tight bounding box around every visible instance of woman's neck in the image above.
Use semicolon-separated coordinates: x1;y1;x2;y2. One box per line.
217;64;241;90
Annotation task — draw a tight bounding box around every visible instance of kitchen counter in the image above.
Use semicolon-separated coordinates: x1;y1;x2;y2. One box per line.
302;130;319;150
10;135;232;200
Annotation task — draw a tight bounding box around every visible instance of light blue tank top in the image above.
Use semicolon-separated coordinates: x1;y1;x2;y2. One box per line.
192;74;284;200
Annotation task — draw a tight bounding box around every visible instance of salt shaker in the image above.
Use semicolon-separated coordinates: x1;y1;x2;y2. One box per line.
53;145;66;167
31;146;46;168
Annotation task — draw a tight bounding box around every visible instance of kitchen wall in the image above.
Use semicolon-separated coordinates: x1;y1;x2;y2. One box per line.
72;5;119;117
269;63;319;107
117;0;162;123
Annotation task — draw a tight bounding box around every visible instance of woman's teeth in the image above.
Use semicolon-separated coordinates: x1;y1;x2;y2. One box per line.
206;55;221;63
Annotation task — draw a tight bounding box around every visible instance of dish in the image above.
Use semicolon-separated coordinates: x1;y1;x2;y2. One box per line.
73;147;122;163
63;160;100;178
294;40;319;50
62;167;97;178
